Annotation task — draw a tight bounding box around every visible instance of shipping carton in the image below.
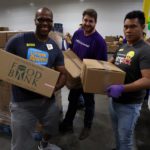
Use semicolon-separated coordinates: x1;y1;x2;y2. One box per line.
0;81;11;125
105;36;116;42
0;31;32;49
0;49;60;97
0;32;7;48
63;50;82;89
81;59;125;95
0;27;9;31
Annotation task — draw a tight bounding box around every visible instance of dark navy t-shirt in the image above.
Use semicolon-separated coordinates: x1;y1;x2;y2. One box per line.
5;32;64;102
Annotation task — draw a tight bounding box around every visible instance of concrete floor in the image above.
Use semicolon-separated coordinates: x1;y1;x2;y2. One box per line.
0;86;150;150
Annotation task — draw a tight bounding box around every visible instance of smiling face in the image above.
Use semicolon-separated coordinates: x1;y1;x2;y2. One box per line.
124;18;144;45
82;15;96;36
35;8;53;40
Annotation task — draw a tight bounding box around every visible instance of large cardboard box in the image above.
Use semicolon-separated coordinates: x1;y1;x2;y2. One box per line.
81;59;125;95
63;50;82;89
0;49;60;97
107;45;119;53
105;36;116;42
0;32;7;48
0;81;11;125
0;31;31;49
0;27;9;31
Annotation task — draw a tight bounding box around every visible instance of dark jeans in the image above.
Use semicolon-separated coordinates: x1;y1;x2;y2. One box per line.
64;88;95;128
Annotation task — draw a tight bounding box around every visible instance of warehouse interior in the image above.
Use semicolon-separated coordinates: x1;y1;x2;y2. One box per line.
0;0;150;150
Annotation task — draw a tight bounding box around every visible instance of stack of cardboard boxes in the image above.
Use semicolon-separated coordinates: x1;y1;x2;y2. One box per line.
0;27;9;31
0;81;11;125
0;31;30;49
105;36;120;53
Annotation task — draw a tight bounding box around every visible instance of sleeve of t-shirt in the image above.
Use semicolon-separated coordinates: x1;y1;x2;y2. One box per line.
92;38;108;61
69;32;76;49
5;34;20;54
139;45;150;69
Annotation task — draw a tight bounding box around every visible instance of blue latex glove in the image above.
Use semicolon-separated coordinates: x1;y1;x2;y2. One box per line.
107;85;124;98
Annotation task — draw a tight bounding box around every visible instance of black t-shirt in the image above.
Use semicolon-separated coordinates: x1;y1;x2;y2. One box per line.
5;32;64;102
113;40;150;104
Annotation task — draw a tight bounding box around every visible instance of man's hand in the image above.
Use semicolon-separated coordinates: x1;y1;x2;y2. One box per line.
107;85;124;98
54;66;66;92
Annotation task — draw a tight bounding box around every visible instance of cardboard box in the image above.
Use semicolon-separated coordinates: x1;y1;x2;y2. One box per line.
0;31;32;49
63;50;82;89
0;32;7;48
0;49;60;97
0;27;9;31
81;59;125;95
0;81;11;125
107;45;119;53
105;36;116;42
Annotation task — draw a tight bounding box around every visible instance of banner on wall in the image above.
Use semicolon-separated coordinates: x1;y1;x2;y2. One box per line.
143;0;150;24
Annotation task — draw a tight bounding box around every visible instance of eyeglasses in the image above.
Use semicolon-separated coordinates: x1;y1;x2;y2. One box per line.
36;17;53;24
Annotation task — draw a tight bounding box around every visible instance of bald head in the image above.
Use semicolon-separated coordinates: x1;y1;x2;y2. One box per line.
35;7;53;19
35;7;53;41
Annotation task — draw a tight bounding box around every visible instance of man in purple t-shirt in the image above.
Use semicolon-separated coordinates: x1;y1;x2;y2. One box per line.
60;8;107;140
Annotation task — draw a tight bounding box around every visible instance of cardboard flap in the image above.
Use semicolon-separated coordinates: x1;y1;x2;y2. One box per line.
83;59;125;73
64;50;82;69
83;59;104;69
64;50;82;78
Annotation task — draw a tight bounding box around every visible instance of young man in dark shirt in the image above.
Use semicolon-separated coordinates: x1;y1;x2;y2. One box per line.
107;10;150;150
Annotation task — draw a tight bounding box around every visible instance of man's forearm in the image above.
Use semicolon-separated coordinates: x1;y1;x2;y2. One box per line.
55;73;66;91
124;77;150;92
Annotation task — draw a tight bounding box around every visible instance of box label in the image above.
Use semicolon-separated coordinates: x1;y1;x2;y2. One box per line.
8;62;42;87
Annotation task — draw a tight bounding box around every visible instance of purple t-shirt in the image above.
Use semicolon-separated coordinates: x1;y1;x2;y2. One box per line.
71;29;107;61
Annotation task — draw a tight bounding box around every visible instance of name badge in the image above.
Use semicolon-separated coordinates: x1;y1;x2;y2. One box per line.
46;44;53;50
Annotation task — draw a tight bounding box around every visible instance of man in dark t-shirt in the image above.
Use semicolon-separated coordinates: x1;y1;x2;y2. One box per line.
107;11;150;150
5;7;66;150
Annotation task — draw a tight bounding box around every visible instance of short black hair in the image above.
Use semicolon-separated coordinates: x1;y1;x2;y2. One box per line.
82;8;97;22
124;10;145;25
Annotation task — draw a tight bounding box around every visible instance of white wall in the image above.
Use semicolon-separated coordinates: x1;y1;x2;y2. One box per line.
0;0;143;37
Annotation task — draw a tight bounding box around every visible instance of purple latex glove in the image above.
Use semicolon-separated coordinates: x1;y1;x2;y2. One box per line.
107;85;124;98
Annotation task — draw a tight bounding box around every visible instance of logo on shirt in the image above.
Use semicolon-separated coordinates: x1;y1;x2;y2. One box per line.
122;51;135;65
115;50;135;66
26;43;35;47
76;39;90;48
119;48;124;51
27;48;49;65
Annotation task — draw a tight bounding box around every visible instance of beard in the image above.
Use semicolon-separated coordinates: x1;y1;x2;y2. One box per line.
83;25;95;34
